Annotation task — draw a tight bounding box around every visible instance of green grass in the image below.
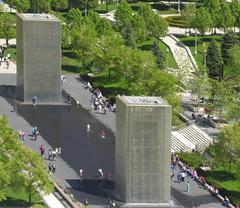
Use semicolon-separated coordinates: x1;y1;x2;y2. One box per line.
0;187;46;207
2;47;82;74
62;48;82;73
178;152;240;205
129;1;183;14
137;39;178;69
95;3;118;13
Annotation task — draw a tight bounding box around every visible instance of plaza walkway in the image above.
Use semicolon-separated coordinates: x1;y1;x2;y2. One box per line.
0;66;225;207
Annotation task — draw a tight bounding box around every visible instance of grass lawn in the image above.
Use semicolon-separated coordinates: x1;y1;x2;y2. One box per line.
2;47;82;74
95;3;118;13
178;152;240;205
0;187;46;207
137;39;178;69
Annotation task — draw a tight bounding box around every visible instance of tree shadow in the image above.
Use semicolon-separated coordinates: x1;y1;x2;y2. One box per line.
62;64;81;73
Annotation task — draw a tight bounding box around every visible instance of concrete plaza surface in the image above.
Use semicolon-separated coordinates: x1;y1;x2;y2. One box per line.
0;72;225;208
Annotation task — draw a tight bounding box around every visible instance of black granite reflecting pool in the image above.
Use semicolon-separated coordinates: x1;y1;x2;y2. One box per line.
17;103;115;181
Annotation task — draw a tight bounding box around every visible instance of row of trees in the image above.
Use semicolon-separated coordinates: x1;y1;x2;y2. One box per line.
206;32;239;79
3;0;102;13
182;0;240;35
115;0;168;46
0;116;53;205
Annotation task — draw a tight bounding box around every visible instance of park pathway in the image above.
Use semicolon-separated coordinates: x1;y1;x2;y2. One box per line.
161;35;196;82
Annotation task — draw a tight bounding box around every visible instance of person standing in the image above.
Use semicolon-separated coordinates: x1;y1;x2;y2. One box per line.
186;181;190;193
40;144;45;156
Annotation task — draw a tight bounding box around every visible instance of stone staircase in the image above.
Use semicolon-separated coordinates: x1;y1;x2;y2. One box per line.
171;124;213;152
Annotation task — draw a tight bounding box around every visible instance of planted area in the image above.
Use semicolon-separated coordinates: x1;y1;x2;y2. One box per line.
0;116;53;207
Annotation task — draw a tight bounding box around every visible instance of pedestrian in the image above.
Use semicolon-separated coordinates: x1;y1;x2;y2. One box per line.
58;147;61;157
171;170;175;179
40;144;45;156
186;181;190;193
32;96;37;106
79;169;83;181
52;162;56;173
67;94;71;104
6;60;9;69
84;199;89;206
98;169;103;184
48;149;52;160
223;196;230;207
87;124;90;132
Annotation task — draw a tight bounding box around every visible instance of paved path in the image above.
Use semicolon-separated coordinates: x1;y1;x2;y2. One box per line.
161;35;195;82
0;70;226;207
62;74;225;208
0;2;16;13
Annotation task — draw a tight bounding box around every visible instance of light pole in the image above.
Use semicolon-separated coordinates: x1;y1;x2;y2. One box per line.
194;29;198;55
166;48;169;68
178;0;181;14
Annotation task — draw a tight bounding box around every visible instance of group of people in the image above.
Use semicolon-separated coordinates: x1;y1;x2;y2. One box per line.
171;153;236;207
0;47;11;69
47;147;61;174
48;147;61;161
31;126;39;140
83;81;116;114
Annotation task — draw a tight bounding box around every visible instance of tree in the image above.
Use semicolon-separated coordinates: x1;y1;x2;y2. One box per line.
230;0;240;30
193;7;212;36
131;14;148;43
181;4;196;33
0;13;15;45
214;124;240;171
30;0;52;13
115;0;133;34
51;0;69;11
206;40;223;78
219;2;235;32
228;45;240;68
66;8;83;27
4;0;30;12
72;23;99;70
0;116;53;205
139;3;168;39
152;41;165;69
202;0;221;33
221;31;238;65
14;147;53;205
74;0;99;15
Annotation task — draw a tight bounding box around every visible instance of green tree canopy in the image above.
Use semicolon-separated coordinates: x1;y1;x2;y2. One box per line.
0;13;16;45
152;41;165;69
51;0;69;11
30;0;52;13
139;3;168;39
4;0;30;12
230;0;240;28
0;116;53;205
181;4;196;32
202;0;221;32
115;0;133;34
221;31;238;65
219;2;235;32
206;40;223;78
214;123;240;171
193;7;212;36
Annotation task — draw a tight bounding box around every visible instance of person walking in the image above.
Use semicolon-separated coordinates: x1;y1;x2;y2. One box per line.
186;181;190;193
40;144;45;156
